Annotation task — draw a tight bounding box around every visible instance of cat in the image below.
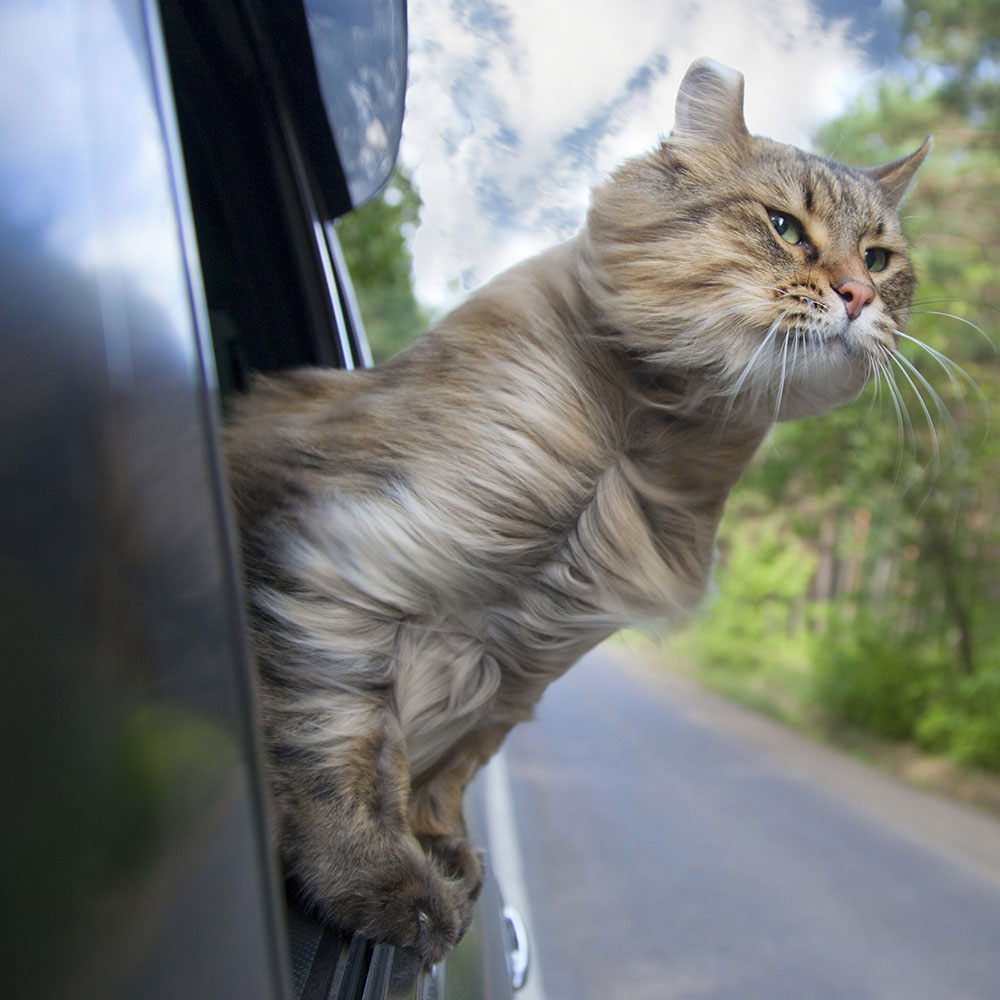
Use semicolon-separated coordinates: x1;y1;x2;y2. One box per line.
224;58;930;964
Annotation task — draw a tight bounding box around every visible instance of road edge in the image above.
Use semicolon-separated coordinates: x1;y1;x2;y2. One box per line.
608;639;1000;892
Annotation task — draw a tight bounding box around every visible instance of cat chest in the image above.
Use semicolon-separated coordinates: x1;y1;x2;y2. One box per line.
397;468;719;741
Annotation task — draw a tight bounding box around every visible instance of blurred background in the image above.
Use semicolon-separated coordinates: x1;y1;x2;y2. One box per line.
340;0;1000;783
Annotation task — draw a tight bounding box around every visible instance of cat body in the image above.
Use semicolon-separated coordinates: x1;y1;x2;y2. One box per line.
225;59;929;963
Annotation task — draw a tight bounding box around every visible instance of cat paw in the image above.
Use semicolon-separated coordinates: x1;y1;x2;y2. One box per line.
417;833;485;903
368;860;469;965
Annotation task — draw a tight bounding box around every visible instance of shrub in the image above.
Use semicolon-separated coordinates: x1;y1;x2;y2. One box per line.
812;628;941;741
915;669;1000;770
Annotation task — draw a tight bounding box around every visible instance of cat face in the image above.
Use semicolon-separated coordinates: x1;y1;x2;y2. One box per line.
582;58;930;424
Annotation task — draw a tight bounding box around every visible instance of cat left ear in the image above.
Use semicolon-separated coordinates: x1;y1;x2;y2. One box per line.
863;136;933;210
671;58;750;147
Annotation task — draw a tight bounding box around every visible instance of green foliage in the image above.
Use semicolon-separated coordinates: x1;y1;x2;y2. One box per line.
812;622;941;741
676;505;816;677
916;667;1000;770
901;0;1000;129
336;168;429;361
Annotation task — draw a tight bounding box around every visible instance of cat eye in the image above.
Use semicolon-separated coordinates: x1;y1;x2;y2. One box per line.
768;209;804;246
864;247;890;272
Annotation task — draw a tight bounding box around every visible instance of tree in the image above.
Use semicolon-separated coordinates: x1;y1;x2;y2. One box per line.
336;168;428;362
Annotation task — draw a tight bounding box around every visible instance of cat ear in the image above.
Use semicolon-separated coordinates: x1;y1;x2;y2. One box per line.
671;58;750;147
863;136;933;209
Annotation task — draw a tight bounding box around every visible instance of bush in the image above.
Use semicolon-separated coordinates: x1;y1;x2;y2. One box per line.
915;669;1000;770
812;628;941;741
674;514;816;677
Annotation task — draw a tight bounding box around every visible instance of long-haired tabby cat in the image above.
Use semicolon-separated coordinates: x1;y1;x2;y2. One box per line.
225;59;930;963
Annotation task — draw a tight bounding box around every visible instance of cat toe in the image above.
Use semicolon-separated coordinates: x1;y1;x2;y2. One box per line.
417;834;485;903
364;857;468;965
410;901;460;966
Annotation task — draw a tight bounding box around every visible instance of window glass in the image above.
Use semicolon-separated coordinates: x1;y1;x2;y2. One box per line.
304;0;407;206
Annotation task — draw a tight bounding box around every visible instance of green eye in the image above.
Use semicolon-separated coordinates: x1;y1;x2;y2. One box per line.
768;209;803;245
865;247;889;272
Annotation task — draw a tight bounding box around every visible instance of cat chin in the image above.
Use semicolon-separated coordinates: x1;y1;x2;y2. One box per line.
764;310;891;420
775;386;865;421
773;354;871;421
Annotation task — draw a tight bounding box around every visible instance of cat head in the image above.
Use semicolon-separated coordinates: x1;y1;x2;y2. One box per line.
580;58;931;424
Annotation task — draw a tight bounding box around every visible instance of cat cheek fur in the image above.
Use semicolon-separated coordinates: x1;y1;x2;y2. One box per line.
225;57;928;962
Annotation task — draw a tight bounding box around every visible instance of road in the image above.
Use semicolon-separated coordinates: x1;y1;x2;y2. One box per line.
484;644;1000;1000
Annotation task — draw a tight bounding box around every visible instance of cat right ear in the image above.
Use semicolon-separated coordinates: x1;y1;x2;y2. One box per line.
670;58;750;148
862;136;933;209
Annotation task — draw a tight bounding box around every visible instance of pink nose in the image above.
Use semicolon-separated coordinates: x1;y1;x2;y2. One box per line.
836;279;875;321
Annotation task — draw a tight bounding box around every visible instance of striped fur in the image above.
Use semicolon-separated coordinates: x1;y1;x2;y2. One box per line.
225;59;929;963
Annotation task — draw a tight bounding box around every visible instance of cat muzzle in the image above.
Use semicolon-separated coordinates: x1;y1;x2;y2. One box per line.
834;279;876;321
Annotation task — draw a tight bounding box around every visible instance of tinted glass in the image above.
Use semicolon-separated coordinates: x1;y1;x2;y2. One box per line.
305;0;407;206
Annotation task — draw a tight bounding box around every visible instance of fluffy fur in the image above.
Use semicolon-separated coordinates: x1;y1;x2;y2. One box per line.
225;59;930;963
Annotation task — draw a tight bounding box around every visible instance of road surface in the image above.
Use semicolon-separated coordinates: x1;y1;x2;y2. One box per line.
484;644;1000;1000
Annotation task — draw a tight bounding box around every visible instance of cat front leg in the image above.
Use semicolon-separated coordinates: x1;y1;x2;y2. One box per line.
408;725;512;909
410;763;485;907
267;700;471;965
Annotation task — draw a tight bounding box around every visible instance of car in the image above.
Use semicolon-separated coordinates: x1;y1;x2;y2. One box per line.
1;1;526;997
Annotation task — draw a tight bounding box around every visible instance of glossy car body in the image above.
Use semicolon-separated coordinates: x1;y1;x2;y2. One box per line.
1;1;518;997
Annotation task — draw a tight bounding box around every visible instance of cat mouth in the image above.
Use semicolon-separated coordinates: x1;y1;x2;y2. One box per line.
773;292;859;347
780;322;851;354
784;326;837;345
778;313;876;360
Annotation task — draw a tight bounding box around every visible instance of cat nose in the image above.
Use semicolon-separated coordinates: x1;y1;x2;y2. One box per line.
835;279;875;321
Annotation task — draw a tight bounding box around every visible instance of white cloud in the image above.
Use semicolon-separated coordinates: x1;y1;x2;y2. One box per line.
402;0;883;311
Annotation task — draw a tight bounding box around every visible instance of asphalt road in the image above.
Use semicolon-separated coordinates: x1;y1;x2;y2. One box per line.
491;645;1000;1000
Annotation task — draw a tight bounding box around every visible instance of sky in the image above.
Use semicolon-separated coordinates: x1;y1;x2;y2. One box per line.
398;0;904;311
0;0;904;330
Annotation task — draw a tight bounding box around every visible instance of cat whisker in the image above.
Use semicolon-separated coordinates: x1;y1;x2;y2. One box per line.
894;347;956;428
861;354;876;413
909;309;998;354
895;330;967;396
893;328;991;441
888;351;952;508
718;313;786;436
873;347;913;487
777;322;812;416
631;295;769;396
910;296;1000;327
889;351;943;469
861;352;884;423
911;296;994;309
773;325;792;424
882;336;984;506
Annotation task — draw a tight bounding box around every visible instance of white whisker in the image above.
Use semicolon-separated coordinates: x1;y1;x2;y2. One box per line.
886;352;950;508
861;353;882;422
890;351;944;461
910;310;998;354
710;320;783;447
774;328;791;423
875;349;911;486
894;328;991;445
724;313;784;404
